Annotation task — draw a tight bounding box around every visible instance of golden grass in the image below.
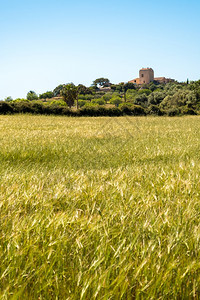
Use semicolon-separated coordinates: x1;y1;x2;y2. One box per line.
1;115;200;299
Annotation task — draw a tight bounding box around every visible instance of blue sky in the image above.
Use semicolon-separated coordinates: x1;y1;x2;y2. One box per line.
1;0;200;99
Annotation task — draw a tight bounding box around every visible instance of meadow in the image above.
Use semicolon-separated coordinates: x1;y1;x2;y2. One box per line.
1;115;200;299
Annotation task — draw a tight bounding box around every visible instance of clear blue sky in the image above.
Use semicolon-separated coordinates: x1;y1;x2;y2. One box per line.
1;0;200;99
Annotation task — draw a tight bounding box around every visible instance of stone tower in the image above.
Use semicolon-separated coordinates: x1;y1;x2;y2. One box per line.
139;68;154;84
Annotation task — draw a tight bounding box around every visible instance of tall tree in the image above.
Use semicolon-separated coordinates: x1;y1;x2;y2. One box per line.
26;91;38;100
53;84;65;97
122;83;136;102
77;84;92;95
61;84;78;108
92;78;110;88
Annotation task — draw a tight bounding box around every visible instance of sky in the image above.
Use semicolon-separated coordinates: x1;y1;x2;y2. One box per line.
1;0;200;99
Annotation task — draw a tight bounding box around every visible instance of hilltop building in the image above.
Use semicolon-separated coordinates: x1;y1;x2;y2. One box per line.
129;68;175;85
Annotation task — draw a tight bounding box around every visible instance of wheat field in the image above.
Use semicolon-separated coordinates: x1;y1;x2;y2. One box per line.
1;115;200;299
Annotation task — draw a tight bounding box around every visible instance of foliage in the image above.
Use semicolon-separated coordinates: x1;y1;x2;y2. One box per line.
53;84;65;96
0;101;14;114
134;93;148;106
39;91;54;99
78;94;94;101
102;93;112;102
110;95;122;106
61;83;78;108
26;91;38;101
13;98;28;102
77;84;93;95
92;77;110;88
49;100;67;106
4;96;13;102
78;99;87;107
137;88;151;96
147;104;164;115
91;98;106;105
148;91;166;105
3;79;200;116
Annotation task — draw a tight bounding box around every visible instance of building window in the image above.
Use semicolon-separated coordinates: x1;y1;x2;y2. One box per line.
141;74;144;77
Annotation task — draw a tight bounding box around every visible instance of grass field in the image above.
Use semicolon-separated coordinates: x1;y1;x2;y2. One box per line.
1;115;200;299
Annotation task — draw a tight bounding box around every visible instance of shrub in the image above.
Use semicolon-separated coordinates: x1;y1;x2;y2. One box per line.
180;106;197;115
120;105;146;116
130;105;146;116
45;105;65;115
0;101;14;114
147;104;164;116
50;100;67;106
79;106;122;117
166;107;180;116
110;96;122;107
78;94;94;101
12;101;33;113
120;105;133;115
91;99;106;105
78;100;87;107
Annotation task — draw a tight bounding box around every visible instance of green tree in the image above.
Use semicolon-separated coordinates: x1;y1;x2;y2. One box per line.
92;78;110;88
110;96;122;107
26;91;38;100
123;83;136;102
53;84;65;97
61;84;78;108
4;96;13;102
39;91;54;99
77;84;92;95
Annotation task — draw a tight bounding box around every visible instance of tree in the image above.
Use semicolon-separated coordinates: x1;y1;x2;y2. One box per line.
110;96;122;107
39;91;54;99
77;84;92;95
92;78;110;88
122;83;136;102
61;83;78;108
27;91;38;100
4;96;13;102
53;84;65;97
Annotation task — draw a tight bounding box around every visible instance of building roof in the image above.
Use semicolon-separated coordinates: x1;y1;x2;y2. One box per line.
140;68;153;71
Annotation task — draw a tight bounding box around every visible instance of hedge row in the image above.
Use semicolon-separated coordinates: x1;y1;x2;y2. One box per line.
0;101;197;116
0;101;146;116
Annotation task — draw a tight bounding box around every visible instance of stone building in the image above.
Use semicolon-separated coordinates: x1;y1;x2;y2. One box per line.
129;68;175;85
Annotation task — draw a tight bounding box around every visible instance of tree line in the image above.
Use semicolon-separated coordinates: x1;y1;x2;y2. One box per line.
2;77;200;116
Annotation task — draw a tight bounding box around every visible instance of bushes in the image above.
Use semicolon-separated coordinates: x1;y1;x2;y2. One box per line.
0;100;199;117
147;104;164;116
131;105;146;116
120;105;146;116
166;107;180;116
91;99;106;105
78;106;121;117
0;101;14;114
180;106;197;115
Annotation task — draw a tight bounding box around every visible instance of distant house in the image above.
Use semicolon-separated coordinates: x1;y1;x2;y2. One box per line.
129;68;175;85
99;86;111;92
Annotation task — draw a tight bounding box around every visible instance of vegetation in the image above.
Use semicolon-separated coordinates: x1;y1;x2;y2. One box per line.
26;91;38;101
1;79;200;116
61;83;78;108
1;115;200;298
39;91;54;99
92;77;110;88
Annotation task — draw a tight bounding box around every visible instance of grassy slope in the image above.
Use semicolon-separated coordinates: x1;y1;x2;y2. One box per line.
1;115;200;299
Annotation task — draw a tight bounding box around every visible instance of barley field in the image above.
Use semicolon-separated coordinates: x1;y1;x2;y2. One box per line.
1;115;200;299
